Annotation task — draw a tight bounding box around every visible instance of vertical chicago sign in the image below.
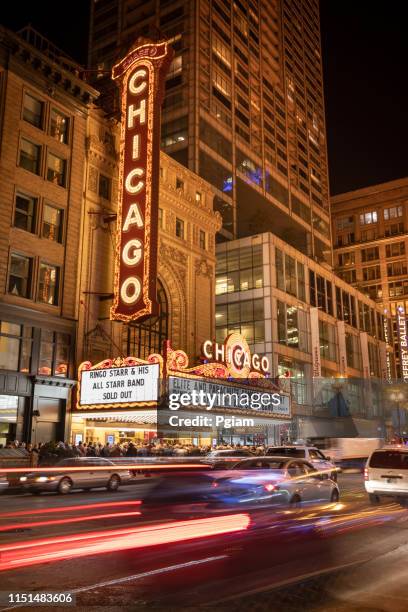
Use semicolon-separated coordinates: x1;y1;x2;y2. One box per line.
110;40;173;322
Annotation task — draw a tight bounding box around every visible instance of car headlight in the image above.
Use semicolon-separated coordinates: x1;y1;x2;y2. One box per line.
20;476;27;482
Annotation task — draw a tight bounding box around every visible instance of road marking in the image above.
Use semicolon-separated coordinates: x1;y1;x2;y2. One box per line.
0;555;227;610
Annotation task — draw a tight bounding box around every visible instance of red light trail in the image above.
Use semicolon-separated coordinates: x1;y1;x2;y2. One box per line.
0;511;141;532
0;500;141;519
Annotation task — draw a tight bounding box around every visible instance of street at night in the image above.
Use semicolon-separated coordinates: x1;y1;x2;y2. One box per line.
0;473;408;610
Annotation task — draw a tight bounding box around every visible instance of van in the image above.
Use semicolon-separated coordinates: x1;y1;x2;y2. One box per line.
365;447;408;504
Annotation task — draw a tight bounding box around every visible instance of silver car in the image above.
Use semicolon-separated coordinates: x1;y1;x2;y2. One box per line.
21;457;131;495
266;446;339;481
211;456;339;506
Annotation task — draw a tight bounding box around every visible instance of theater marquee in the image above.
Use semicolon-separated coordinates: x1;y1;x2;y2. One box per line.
110;39;173;322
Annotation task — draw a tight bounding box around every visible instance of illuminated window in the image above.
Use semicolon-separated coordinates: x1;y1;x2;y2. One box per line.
277;301;309;352
359;210;378;225
8;253;32;298
384;206;403;220
175;217;185;239
19;138;41;175
50;109;69;144
0;322;33;372
39;330;71;377
38;263;60;305
14;193;37;233
42;204;63;243
47;153;67;187
338;252;355;267
23;92;43;128
319;320;337;362
196;191;202;204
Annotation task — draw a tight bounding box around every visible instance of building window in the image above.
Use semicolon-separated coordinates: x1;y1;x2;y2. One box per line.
336;232;355;246
363;284;383;300
362;265;381;281
309;270;333;314
216;244;263;294
215;298;264;344
277;301;309;352
8;253;32;298
199;230;206;250
387;261;407;277
361;246;379;262
346;333;362;370
196;191;202;204
276;249;305;300
389;280;408;298
359;211;378;225
175;217;185;239
19;138;41;174
336;216;354;231
126;281;169;360
38;263;60;305
319;320;337;362
98;174;111;199
0;321;33;372
176;177;184;190
384;205;403;220
50;108;69;143
38;330;71;377
386;241;406;257
13;192;37;233
338;252;355;266
338;269;357;284
277;357;307;405
385;222;404;236
47;152;67;187
158;208;164;230
22;92;43;128
42;204;63;243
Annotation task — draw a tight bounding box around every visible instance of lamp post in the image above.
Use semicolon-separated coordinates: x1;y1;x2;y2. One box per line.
389;389;406;442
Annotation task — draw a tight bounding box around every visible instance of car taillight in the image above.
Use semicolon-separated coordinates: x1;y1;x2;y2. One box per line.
264;483;278;492
211;482;219;488
364;468;369;481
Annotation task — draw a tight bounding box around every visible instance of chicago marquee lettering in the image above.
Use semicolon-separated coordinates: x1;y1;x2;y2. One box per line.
110;40;173;322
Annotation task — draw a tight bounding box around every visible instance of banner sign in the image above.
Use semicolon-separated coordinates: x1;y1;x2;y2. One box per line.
110;40;173;322
396;306;408;382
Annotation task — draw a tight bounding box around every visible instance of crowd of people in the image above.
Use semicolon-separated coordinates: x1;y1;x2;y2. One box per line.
1;439;269;465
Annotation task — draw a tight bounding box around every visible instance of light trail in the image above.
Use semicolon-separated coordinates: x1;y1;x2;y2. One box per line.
0;511;141;532
0;514;250;572
0;500;141;519
3;464;204;473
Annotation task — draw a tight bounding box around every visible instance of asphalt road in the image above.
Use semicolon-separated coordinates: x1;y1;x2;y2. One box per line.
1;474;408;611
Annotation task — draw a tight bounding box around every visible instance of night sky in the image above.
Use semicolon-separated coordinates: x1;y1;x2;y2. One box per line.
2;1;407;196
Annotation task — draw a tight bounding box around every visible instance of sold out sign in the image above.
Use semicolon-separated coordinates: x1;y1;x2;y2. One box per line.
110;41;173;322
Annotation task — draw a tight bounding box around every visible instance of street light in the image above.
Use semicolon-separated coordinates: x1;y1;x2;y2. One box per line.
389;389;406;442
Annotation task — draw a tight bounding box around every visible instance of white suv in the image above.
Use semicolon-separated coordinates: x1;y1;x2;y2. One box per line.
365;447;408;504
266;446;338;481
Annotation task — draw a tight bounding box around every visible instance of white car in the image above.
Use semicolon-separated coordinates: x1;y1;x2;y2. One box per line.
266;446;338;481
365;447;408;504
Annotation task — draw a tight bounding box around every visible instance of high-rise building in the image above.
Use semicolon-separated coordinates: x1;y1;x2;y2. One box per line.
331;178;408;379
88;0;331;257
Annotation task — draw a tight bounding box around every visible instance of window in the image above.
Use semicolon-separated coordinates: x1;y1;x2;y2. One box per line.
276;248;305;300
360;228;378;242
199;230;206;250
364;284;382;300
385;222;404;236
335;216;354;231
309;271;333;314
175;217;185;239
345;333;361;370
158;208;163;230
0;321;33;372
23;92;43;128
277;301;309;352
386;242;405;257
384;206;403;220
50;109;69;143
216;245;263;294
338;252;355;266
277;357;307;405
389;280;408;298
176;177;184;190
13;193;37;233
360;210;378;225
38;330;71;377
361;247;379;262
196;191;202;204
336;232;355;246
319;320;337;362
8;253;32;298
47;152;67;187
98;174;111;199
338;269;356;284
19;138;41;174
38;263;60;305
215;298;264;344
212;69;231;97
363;265;381;281
42;204;63;243
387;261;407;277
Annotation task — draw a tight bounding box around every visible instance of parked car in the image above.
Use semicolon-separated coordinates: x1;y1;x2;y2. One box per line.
365;446;408;504
266;445;338;481
211;457;340;507
20;457;131;495
200;449;253;469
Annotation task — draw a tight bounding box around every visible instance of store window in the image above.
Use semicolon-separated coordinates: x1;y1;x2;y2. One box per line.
13;192;37;233
38;330;71;377
175;217;185;239
22;92;43;128
98;174;111;199
50;109;69;143
0;321;33;372
19;138;41;174
319;320;337;362
47;152;67;187
42;204;64;243
216;244;262;294
38;263;60;305
8;253;32;298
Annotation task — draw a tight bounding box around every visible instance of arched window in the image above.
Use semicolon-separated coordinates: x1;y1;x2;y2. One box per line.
126;280;169;359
